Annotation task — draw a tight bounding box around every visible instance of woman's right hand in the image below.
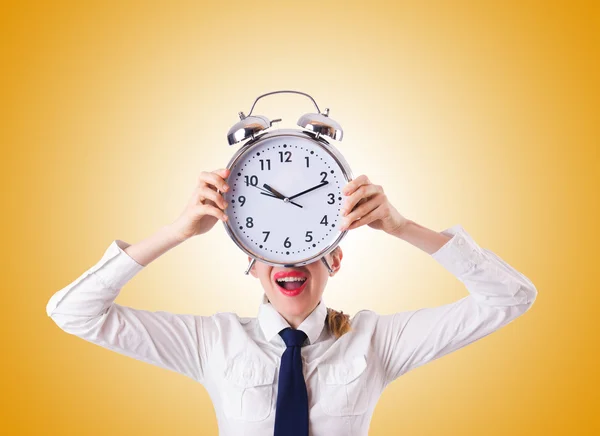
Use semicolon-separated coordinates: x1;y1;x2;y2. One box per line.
169;168;231;241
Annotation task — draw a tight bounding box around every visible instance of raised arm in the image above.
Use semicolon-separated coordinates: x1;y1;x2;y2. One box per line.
375;222;537;384
338;175;537;385
46;168;232;384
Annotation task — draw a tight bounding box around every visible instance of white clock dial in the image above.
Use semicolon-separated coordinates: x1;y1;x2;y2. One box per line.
223;134;348;265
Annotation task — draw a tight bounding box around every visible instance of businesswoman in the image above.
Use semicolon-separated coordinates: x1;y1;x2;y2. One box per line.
46;168;537;436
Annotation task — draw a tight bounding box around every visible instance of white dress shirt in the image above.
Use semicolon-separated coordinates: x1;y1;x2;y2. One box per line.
46;224;537;436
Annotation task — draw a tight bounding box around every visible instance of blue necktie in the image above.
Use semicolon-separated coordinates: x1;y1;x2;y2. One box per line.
274;327;309;436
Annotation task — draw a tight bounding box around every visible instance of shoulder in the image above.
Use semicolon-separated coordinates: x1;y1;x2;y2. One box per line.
349;309;381;330
351;309;379;321
349;308;410;332
200;311;257;330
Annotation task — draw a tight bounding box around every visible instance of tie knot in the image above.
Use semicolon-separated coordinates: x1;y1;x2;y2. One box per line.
279;327;308;347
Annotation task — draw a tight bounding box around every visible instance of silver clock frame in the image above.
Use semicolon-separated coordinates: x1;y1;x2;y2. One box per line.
220;129;353;274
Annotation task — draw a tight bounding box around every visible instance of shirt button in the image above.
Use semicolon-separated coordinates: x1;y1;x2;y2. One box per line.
457;238;465;246
243;368;253;379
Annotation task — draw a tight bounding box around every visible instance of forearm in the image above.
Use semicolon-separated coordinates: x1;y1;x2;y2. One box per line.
389;219;453;255
123;224;185;267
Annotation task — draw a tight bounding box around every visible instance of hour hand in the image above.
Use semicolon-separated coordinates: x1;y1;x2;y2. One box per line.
262;184;285;200
261;184;303;208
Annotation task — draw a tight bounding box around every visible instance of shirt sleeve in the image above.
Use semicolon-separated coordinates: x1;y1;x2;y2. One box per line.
375;224;538;385
46;239;215;384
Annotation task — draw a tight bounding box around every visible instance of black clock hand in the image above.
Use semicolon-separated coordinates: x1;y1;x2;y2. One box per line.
288;181;329;200
262;183;286;200
255;184;303;208
259;190;278;199
262;184;304;208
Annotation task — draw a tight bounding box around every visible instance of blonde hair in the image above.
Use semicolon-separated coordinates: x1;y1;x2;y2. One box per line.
325;307;352;339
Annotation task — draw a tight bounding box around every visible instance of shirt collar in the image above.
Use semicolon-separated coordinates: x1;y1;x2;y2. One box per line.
257;293;328;346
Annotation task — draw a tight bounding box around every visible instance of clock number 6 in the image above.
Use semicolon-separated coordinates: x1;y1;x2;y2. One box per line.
284;237;292;248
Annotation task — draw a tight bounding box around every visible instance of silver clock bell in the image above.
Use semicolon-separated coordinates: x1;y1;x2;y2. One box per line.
227;90;343;145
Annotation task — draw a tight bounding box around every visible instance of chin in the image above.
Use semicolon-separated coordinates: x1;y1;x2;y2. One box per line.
289;296;319;313
271;289;313;310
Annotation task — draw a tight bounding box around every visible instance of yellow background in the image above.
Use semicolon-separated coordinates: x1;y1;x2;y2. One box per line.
2;0;598;434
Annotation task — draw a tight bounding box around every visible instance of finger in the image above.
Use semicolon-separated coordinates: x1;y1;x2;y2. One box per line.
341;184;382;216
344;196;368;217
346;204;384;230
195;185;228;210
344;195;385;223
341;195;384;229
342;174;370;196
213;168;231;185
197;170;230;192
195;203;229;222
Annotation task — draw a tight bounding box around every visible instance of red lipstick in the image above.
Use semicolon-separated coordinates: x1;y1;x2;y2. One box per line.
273;270;307;280
273;270;309;297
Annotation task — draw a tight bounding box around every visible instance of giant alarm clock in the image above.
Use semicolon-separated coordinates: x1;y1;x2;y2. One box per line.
221;91;353;275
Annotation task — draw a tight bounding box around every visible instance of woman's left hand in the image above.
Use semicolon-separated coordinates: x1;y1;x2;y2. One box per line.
339;174;409;234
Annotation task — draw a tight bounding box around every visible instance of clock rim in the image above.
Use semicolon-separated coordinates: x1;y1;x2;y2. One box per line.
221;129;354;268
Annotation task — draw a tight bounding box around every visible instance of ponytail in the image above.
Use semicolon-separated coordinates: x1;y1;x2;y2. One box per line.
325;307;352;339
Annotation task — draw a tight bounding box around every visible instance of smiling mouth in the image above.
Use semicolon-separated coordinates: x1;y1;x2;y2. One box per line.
275;277;308;291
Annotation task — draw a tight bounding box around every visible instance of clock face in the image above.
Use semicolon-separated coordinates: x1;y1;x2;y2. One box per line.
223;133;350;265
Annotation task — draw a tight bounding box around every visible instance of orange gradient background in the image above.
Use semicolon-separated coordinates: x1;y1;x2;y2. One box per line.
2;1;598;435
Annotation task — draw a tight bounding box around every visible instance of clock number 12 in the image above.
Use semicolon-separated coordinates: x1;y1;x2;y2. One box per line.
279;151;292;163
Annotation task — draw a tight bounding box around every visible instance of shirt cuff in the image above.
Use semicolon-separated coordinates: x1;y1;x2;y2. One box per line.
430;224;486;278
46;240;145;317
91;239;145;290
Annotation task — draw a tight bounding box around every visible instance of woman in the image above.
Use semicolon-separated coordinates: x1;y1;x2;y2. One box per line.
46;168;538;436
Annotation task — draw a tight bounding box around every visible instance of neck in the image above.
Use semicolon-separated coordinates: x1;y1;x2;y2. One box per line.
283;314;306;329
269;299;320;329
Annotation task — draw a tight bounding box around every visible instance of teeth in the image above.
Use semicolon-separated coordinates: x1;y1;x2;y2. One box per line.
276;277;307;282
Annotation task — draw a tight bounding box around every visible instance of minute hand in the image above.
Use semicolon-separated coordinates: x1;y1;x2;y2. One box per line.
288;181;329;200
